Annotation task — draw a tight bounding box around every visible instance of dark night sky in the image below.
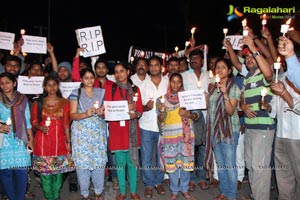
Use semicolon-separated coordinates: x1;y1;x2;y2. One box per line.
0;0;299;63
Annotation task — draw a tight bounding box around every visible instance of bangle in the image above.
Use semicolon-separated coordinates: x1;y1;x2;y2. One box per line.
253;51;261;58
192;113;199;121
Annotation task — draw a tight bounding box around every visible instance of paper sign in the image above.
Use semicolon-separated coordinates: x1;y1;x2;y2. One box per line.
222;35;243;50
17;76;44;94
0;31;15;51
75;25;106;57
178;90;206;110
104;100;129;121
22;35;47;54
59;82;81;99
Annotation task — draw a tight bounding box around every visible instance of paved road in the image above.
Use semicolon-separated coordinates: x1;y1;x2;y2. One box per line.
5;170;278;200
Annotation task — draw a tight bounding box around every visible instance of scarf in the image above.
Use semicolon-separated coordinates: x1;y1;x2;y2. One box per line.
0;91;28;143
204;77;235;181
115;81;140;167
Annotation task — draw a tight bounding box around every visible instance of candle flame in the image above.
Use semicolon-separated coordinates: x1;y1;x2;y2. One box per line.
20;29;26;35
261;88;268;96
175;46;179;52
162;53;165;59
223;28;228;34
190;27;196;34
140;51;145;58
286;18;291;25
242;19;247;27
277;57;280;62
185;41;190;47
130;56;134;62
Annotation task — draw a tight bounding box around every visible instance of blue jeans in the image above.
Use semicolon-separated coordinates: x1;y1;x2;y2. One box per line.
140;128;164;187
212;132;239;200
0;169;28;200
76;168;105;197
190;144;207;183
169;168;190;194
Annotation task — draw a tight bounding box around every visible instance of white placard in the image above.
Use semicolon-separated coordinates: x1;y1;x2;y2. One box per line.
104;100;130;121
0;31;15;51
75;25;106;57
22;35;47;54
178;90;206;110
222;35;243;50
17;76;44;94
59;82;81;99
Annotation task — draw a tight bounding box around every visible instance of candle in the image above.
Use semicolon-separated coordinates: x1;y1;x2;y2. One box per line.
184;41;190;51
274;57;281;83
281;18;291;36
190;27;196;39
175;46;179;55
223;28;228;39
160;96;165;112
6;117;12;126
261;87;268;102
130;56;134;64
261;14;267;30
140;51;145;58
241;19;247;28
45;117;51;127
243;28;249;36
10;50;14;55
162;53;166;67
209;70;214;79
20;29;26;35
215;74;220;92
94;100;100;109
133;93;138;102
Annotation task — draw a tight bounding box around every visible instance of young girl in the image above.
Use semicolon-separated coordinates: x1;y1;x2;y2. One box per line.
0;72;34;200
69;68;107;200
31;76;74;200
104;62;143;200
157;72;196;200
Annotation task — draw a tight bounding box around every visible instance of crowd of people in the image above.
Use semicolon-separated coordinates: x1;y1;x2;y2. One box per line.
0;23;299;200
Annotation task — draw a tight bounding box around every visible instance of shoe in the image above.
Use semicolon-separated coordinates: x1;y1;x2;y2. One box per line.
188;181;196;192
182;192;196;200
130;193;142;200
163;178;170;185
237;180;242;190
144;187;153;198
116;194;126;200
211;179;219;188
213;194;226;200
155;184;166;195
168;193;178;200
69;183;78;192
198;181;209;190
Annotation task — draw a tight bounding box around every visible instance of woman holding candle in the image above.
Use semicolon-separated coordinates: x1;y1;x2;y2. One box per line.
205;58;241;200
31;76;74;200
69;68;106;200
0;72;34;200
104;62;143;200
157;72;196;200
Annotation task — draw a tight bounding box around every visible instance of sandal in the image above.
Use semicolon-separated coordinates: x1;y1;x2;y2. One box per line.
168;193;178;200
81;196;90;200
25;191;35;199
95;193;104;200
113;179;119;190
182;192;196;200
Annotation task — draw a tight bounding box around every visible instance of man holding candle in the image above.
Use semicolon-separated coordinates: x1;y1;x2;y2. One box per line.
130;57;150;88
239;35;275;200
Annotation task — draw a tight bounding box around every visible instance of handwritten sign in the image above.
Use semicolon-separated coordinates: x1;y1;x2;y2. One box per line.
178;90;206;110
222;35;243;50
59;82;81;98
0;31;15;51
75;25;106;57
22;35;47;54
104;100;129;121
17;76;44;94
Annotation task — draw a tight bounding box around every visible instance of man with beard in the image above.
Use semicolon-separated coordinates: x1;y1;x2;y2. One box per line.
130;57;150;88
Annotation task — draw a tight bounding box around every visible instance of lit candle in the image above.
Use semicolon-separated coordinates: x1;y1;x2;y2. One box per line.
162;53;166;67
215;74;220;92
261;87;268;102
94;101;100;109
184;41;190;51
243;27;249;36
190;27;196;39
140;51;145;58
130;56;134;65
274;57;281;83
20;29;26;35
241;19;247;28
209;70;214;79
261;14;267;30
45;117;51;127
133;93;138;102
175;46;179;55
223;28;228;39
160;96;165;112
6;117;12;126
10;50;14;55
281;18;291;36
